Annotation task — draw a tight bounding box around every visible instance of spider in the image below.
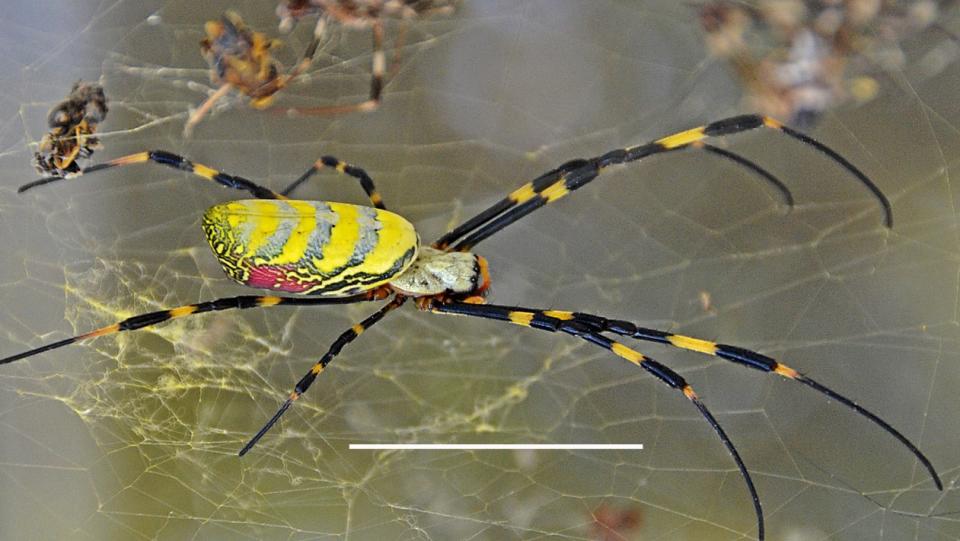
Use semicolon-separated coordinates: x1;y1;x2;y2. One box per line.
4;114;937;540
274;0;455;115
33;81;108;177
185;11;320;135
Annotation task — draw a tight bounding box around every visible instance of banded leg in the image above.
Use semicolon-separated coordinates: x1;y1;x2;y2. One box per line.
280;155;386;209
426;298;764;540
20;150;285;199
277;19;385;116
563;310;944;490
433;114;891;251
434;302;942;491
0;292;384;367
239;294;406;455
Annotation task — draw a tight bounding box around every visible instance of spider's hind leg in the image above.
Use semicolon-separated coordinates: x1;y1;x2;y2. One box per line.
0;292;381;367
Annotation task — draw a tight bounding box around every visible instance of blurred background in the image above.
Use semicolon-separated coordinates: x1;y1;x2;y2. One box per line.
1;1;958;539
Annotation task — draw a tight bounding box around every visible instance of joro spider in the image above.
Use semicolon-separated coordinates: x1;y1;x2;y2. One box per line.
4;114;939;540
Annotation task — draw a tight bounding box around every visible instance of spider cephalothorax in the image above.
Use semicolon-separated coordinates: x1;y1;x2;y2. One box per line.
389;246;489;297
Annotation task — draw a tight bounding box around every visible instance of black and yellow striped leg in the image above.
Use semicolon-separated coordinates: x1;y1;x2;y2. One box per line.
432;158;592;250
0;292;381;367
277;20;385;116
598;140;797;208
429;130;797;250
434;114;891;251
280;155;386;209
19;150;285;199
426;298;764;540
626;141;797;208
537;310;943;490
239;294;406;456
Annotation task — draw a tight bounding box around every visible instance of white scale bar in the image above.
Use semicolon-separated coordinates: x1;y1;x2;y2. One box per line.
350;443;643;450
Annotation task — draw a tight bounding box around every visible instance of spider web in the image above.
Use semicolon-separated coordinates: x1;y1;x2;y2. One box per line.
1;1;958;539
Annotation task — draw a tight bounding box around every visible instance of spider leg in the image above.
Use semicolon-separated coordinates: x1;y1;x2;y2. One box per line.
699;143;794;208
239;294;406;456
426;298;764;540
183;83;234;137
482;307;943;491
261;32;323;102
637;141;797;208
434;114;890;251
277;19;386;116
20;150;285;199
280;155;386;209
580;314;943;490
312;17;327;42
0;292;383;367
431;159;584;250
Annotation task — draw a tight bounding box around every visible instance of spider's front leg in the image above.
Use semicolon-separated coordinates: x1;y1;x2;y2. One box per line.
20;150;387;211
434;114;892;253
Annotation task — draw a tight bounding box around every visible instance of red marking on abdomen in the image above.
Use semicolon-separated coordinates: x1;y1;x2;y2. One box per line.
247;265;312;293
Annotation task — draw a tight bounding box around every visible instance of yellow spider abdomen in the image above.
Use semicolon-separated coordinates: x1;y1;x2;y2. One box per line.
202;199;419;296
